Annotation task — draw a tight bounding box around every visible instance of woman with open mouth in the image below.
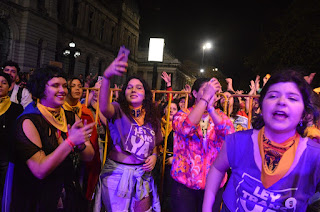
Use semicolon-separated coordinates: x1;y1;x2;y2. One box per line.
203;69;320;212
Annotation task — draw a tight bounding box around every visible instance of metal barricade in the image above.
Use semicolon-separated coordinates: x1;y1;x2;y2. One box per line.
82;87;260;198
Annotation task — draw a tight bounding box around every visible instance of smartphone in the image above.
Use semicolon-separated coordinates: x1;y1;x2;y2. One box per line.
117;45;130;62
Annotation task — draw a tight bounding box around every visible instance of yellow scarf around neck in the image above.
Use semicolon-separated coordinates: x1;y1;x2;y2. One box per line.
258;127;300;188
37;102;68;132
161;116;173;136
63;101;82;117
0;96;11;116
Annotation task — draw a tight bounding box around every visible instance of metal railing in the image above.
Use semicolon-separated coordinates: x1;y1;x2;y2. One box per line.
82;87;260;197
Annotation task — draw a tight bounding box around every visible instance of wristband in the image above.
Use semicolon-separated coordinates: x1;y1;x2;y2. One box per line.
65;138;75;152
200;97;209;106
207;107;214;113
152;153;158;157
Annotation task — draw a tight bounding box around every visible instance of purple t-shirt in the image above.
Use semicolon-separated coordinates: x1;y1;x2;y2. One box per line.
223;129;320;212
108;102;161;161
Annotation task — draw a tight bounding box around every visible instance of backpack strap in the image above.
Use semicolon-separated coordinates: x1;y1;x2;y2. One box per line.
17;87;23;104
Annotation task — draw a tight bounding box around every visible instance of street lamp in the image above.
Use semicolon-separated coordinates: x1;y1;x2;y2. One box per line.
148;38;165;89
200;68;204;77
201;42;212;67
63;41;81;76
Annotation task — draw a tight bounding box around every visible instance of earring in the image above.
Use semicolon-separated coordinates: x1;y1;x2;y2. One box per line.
299;120;303;127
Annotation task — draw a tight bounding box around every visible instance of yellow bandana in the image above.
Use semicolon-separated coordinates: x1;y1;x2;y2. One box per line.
313;87;320;94
0;96;11;116
129;105;145;126
258;127;299;188
63;101;82;117
37;102;68;132
304;125;320;140
161;116;173;136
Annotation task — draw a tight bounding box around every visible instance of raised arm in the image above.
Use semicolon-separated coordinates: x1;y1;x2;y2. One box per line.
225;78;235;93
203;142;230;212
161;71;173;101
190;78;222;125
99;55;128;119
25;119;95;179
245;80;256;113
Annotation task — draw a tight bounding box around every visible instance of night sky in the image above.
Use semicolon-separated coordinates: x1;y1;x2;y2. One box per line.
137;0;305;90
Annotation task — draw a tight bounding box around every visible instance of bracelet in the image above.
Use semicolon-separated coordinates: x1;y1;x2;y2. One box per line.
152;153;158;157
200;97;209;106
65;138;75;152
75;143;87;153
207;107;214;113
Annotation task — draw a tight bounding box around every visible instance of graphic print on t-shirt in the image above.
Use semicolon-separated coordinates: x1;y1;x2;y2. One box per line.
125;123;155;160
235;173;297;212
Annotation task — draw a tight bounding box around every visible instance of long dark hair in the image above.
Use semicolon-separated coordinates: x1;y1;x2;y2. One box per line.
252;69;320;136
216;91;240;118
161;99;181;118
118;76;160;135
189;78;210;107
67;77;82;99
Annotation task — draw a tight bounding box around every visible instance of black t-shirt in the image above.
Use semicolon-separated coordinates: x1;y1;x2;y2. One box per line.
11;110;85;212
0;102;23;162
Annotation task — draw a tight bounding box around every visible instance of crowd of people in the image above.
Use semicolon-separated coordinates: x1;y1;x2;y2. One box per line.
0;55;320;212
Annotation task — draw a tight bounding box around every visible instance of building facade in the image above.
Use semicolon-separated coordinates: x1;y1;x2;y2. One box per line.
0;0;193;90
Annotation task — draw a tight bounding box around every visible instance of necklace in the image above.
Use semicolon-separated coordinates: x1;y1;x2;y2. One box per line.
130;106;143;119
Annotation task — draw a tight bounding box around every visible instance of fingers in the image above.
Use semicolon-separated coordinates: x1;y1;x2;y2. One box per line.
143;162;154;171
71;120;83;129
82;122;95;131
116;53;126;61
104;59;127;78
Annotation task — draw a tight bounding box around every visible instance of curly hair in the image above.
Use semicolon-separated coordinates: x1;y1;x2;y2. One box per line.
118;76;161;136
2;60;20;73
252;69;320;136
27;66;67;100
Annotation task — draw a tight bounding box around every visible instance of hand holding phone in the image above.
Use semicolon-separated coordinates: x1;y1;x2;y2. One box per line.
117;45;130;62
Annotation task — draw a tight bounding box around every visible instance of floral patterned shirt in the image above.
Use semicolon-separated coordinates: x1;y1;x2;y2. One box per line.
171;107;234;190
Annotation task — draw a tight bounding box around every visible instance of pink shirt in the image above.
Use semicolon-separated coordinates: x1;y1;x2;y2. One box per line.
171;107;234;190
